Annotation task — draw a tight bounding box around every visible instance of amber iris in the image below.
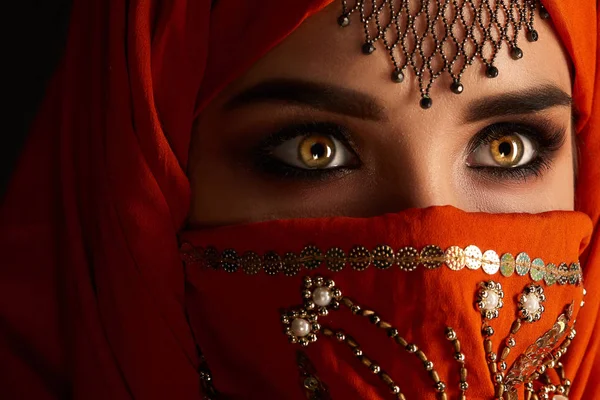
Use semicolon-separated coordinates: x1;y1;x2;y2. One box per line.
490;134;524;167
299;135;335;168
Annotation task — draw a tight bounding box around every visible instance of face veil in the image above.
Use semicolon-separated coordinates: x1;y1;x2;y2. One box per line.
0;1;598;399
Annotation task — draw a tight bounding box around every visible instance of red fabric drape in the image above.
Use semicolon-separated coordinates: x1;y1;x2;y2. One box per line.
1;0;597;398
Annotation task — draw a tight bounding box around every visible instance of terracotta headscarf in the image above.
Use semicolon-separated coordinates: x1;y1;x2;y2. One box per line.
1;0;597;399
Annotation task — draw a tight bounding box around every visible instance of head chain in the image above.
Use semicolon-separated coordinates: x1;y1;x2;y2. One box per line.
337;0;551;109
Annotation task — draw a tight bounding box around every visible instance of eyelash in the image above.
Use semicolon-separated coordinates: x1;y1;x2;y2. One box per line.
254;122;361;180
254;120;565;182
466;121;565;182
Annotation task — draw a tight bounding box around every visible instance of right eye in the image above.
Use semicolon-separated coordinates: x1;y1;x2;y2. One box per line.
270;134;357;170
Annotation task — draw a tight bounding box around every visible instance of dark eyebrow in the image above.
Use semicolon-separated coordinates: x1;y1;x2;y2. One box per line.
225;78;387;121
466;84;572;122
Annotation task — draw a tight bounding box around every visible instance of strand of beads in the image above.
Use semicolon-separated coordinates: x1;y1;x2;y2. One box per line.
321;327;407;399
339;297;450;399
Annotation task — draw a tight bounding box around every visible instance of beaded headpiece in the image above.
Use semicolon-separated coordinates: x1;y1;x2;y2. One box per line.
337;0;550;108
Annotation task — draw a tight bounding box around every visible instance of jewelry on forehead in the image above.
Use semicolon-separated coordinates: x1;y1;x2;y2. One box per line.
337;0;550;109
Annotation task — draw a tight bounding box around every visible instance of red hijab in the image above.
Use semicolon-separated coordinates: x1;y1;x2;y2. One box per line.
1;0;598;399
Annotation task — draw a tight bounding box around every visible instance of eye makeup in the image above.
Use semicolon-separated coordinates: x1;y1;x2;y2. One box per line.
251;118;566;183
465;120;566;182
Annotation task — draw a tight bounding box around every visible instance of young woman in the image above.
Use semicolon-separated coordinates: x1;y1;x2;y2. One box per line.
2;0;598;399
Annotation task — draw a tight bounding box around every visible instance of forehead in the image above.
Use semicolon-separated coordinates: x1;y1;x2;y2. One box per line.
219;2;572;117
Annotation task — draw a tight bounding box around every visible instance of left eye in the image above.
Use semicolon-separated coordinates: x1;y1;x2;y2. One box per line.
466;132;537;168
270;134;355;169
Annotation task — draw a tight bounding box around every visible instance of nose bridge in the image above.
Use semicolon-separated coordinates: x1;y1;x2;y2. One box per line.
376;136;458;211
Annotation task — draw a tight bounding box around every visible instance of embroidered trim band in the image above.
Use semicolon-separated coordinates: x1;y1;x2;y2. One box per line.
179;243;582;286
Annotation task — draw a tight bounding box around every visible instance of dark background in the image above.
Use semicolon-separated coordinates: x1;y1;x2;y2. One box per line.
3;2;72;196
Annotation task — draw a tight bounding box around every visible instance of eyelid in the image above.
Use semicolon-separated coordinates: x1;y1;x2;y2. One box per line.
258;121;359;155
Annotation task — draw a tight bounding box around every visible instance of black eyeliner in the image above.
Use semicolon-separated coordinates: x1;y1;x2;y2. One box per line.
252;121;361;180
467;120;566;181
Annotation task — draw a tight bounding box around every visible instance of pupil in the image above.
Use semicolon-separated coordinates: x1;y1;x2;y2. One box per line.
498;141;512;157
310;143;327;159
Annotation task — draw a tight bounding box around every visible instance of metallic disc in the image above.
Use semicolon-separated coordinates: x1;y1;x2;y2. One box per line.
515;252;531;276
444;246;466;271
500;253;515;277
529;258;545;282
464;245;482;270
482;250;500;275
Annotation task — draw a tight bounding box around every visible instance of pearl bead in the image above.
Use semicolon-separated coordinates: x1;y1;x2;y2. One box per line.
291;318;311;337
312;287;332;307
523;293;540;314
483;290;499;310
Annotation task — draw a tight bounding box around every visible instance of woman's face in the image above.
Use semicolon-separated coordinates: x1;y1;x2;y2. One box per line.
188;3;575;226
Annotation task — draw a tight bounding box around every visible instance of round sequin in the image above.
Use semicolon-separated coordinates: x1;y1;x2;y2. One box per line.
372;245;394;269
264;251;282;275
326;248;346;272
530;258;545;282
397;246;418;271
464;245;482;270
349;246;371;271
544;263;557;286
500;253;515;277
300;245;322;270
557;263;569;285
204;246;220;270
444;246;466;271
482;250;500;275
420;245;444;269
241;251;261;275
515;252;531;276
283;252;301;277
569;263;581;285
221;249;240;273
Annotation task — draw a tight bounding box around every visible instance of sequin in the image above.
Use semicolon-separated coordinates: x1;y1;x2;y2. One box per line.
372;245;394;269
544;263;557;286
421;245;444;269
529;258;545;282
445;246;466;271
349;246;371;271
482;250;500;275
283;253;301;277
464;245;482;270
264;251;283;275
397;246;419;271
221;249;240;273
300;245;322;270
326;248;346;272
241;251;261;275
558;263;569;285
515;252;531;276
569;263;581;285
181;243;581;285
500;253;515;277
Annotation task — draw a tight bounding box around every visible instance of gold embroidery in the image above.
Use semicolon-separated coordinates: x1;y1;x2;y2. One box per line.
475;282;581;399
179;243;582;286
297;351;331;400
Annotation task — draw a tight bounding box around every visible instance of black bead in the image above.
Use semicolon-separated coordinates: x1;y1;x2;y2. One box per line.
369;314;381;324
486;65;499;78
337;14;350;27
362;42;376;55
527;29;539;42
391;69;405;83
450;80;464;94
420;96;433;109
510;47;523;60
540;7;550;19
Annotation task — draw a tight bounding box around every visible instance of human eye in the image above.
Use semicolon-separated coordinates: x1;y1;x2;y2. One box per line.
254;122;360;179
465;121;566;182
